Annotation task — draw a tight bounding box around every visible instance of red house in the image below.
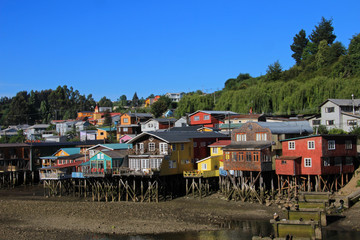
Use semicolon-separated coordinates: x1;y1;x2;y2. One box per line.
276;135;356;176
188;110;238;128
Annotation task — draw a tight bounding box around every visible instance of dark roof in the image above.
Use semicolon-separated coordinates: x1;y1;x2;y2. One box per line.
128;113;153;118
281;134;357;142
223;141;272;150
167;126;201;132
320;98;360;107
128;131;229;144
104;150;127;158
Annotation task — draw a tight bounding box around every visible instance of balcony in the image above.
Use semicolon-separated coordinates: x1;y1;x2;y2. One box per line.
128;148;171;156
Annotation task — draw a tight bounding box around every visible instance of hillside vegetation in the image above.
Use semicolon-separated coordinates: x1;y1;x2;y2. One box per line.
175;17;360;117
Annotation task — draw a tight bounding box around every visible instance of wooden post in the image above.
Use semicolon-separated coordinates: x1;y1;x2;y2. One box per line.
133;178;136;202
156;180;159;203
199;178;202;199
307;175;310;192
186;178;189;196
141;179;144;202
125;180;129;201
192;178;195;197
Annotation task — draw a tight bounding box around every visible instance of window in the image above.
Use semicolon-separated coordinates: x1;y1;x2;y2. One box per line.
225;152;230;161
148;142;155;152
312;120;321;126
123;118;129;123
304;158;312;167
203;115;210;120
326;107;335;113
323;157;330;166
348;120;357;126
201;163;207;170
328;140;335;150
172;144;176;151
288;141;295;150
200;142;206;147
253;152;260;162
281;160;287;164
180;143;185;151
308;141;315;150
246;152;252;162
236;133;246;142
346;157;353;165
159;143;168;154
334;157;342;166
123;127;128;132
138;143;144;153
169;160;177;169
194;116;200;121
256;132;267;141
326;120;334;126
345;140;353;150
232;152;237;161
193;142;197;147
238;152;244;161
212;147;218;154
148;123;153;128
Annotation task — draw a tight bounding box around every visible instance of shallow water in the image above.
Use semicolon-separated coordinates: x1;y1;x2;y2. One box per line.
85;219;360;240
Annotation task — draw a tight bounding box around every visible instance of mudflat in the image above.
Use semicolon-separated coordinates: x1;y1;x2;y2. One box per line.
0;185;280;240
1;185;359;240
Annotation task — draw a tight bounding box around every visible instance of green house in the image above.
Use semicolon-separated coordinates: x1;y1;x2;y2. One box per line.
85;150;127;176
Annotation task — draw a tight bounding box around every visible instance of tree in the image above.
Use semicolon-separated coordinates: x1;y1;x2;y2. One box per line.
348;33;360;56
103;110;112;126
151;96;171;118
132;92;139;107
290;29;309;65
98;96;113;107
309;17;336;46
266;61;282;81
118;95;127;107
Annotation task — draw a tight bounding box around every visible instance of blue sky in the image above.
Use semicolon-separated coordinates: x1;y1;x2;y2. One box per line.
0;1;359;101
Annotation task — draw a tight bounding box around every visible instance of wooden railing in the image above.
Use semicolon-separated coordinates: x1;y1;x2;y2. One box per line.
183;170;219;178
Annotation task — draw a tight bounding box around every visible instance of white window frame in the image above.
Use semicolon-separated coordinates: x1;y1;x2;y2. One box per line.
148;142;155;152
308;141;315;150
255;133;267;141
123;118;129;123
194;116;200;121
326;107;335;113
201;163;207;170
203;115;210;120
326;120;334;126
169;160;177;169
159;143;168;154
304;158;312;167
212;147;218;154
236;133;246;142
288;141;295;150
328;140;335;150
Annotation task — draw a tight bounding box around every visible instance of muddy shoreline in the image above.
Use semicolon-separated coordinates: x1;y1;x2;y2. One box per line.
0;185;359;240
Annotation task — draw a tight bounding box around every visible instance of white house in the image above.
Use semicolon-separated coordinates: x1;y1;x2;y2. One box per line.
165;92;185;102
318;98;360;132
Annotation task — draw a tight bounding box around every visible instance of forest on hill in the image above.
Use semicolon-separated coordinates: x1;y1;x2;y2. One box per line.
1;17;360;125
175;17;360;117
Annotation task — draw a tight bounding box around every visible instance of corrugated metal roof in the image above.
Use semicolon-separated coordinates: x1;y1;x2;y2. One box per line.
320;98;360;107
256;121;313;134
60;148;81;155
208;140;231;147
103;150;127;159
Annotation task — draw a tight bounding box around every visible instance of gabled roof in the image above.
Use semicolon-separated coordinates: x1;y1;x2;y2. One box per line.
341;111;360;119
87;143;132;151
167;126;201;132
319;98;360;107
124;113;153;118
188;110;238;117
97;127;117;132
128;131;229;144
53;148;81;156
27;124;50;129
208;140;231;147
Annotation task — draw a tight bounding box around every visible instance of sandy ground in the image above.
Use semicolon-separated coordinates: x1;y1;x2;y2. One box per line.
1;185;360;240
0;185;281;240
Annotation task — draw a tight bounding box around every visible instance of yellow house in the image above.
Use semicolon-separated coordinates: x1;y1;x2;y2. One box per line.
127;131;229;176
97;127;116;141
184;140;231;178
